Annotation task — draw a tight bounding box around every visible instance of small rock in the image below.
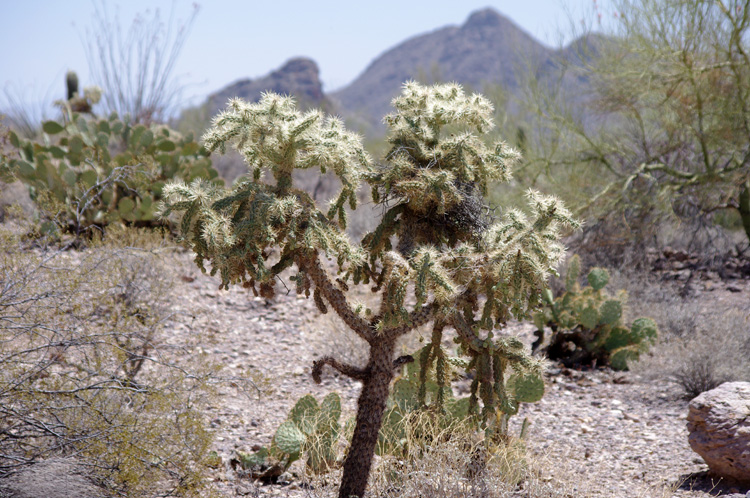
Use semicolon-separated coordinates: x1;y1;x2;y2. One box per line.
0;458;106;498
609;409;624;419
688;381;750;484
623;412;641;423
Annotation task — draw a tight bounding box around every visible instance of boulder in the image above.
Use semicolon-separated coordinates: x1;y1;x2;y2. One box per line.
688;381;750;484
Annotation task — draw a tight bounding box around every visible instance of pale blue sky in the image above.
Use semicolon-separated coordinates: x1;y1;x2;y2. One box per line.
0;1;606;115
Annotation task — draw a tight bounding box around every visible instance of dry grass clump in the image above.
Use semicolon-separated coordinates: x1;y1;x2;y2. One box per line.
295;413;581;498
363;415;576;498
634;303;750;398
0;226;219;497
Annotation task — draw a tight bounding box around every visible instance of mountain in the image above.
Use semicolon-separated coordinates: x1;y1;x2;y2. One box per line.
198;8;604;137
205;57;330;116
330;8;556;134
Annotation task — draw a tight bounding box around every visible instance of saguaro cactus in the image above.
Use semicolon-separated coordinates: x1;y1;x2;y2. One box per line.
162;82;577;498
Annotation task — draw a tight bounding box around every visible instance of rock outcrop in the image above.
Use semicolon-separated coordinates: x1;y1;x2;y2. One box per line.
207;57;328;115
688;381;750;484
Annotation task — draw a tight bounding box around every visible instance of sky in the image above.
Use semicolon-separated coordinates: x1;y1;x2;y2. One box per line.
0;1;606;117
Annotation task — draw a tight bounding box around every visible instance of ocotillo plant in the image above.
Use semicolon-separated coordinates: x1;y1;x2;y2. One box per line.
161;82;577;498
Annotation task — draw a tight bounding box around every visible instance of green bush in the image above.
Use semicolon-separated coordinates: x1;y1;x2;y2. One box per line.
532;255;658;370
0;112;222;239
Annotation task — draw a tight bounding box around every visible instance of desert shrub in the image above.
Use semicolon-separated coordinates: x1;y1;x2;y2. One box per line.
0;112;221;240
83;2;199;125
532;255;658;370
162;82;577;498
0;227;217;497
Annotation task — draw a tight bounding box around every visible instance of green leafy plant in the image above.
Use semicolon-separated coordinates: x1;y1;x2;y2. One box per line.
532;255;658;370
236;392;342;481
0;111;221;239
162;82;577;498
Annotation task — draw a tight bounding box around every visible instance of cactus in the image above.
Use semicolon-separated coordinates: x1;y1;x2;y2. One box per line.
163;82;578;498
237;392;343;481
532;255;658;370
1;112;221;239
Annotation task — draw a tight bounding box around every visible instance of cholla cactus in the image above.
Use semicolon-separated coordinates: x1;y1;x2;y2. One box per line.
161;82;578;498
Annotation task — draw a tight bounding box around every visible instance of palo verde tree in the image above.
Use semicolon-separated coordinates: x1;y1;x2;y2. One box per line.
161;82;577;498
528;0;750;249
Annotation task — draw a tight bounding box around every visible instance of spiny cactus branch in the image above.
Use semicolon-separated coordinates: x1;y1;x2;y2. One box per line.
299;252;374;343
451;312;481;351
381;303;436;341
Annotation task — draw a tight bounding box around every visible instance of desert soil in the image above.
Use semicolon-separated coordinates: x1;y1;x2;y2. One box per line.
165;250;749;498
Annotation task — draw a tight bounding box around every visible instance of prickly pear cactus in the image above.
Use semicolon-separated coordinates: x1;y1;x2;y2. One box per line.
532;255;658;370
0;112;221;238
237;392;343;481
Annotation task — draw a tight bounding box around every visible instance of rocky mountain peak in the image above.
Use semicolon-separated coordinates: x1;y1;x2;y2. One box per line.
206;57;326;115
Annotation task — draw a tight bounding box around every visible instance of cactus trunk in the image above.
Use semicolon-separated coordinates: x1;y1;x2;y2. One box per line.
338;340;396;498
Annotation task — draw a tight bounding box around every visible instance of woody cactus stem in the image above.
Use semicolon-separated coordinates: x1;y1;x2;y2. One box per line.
339;341;395;498
315;339;412;498
302;249;425;498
